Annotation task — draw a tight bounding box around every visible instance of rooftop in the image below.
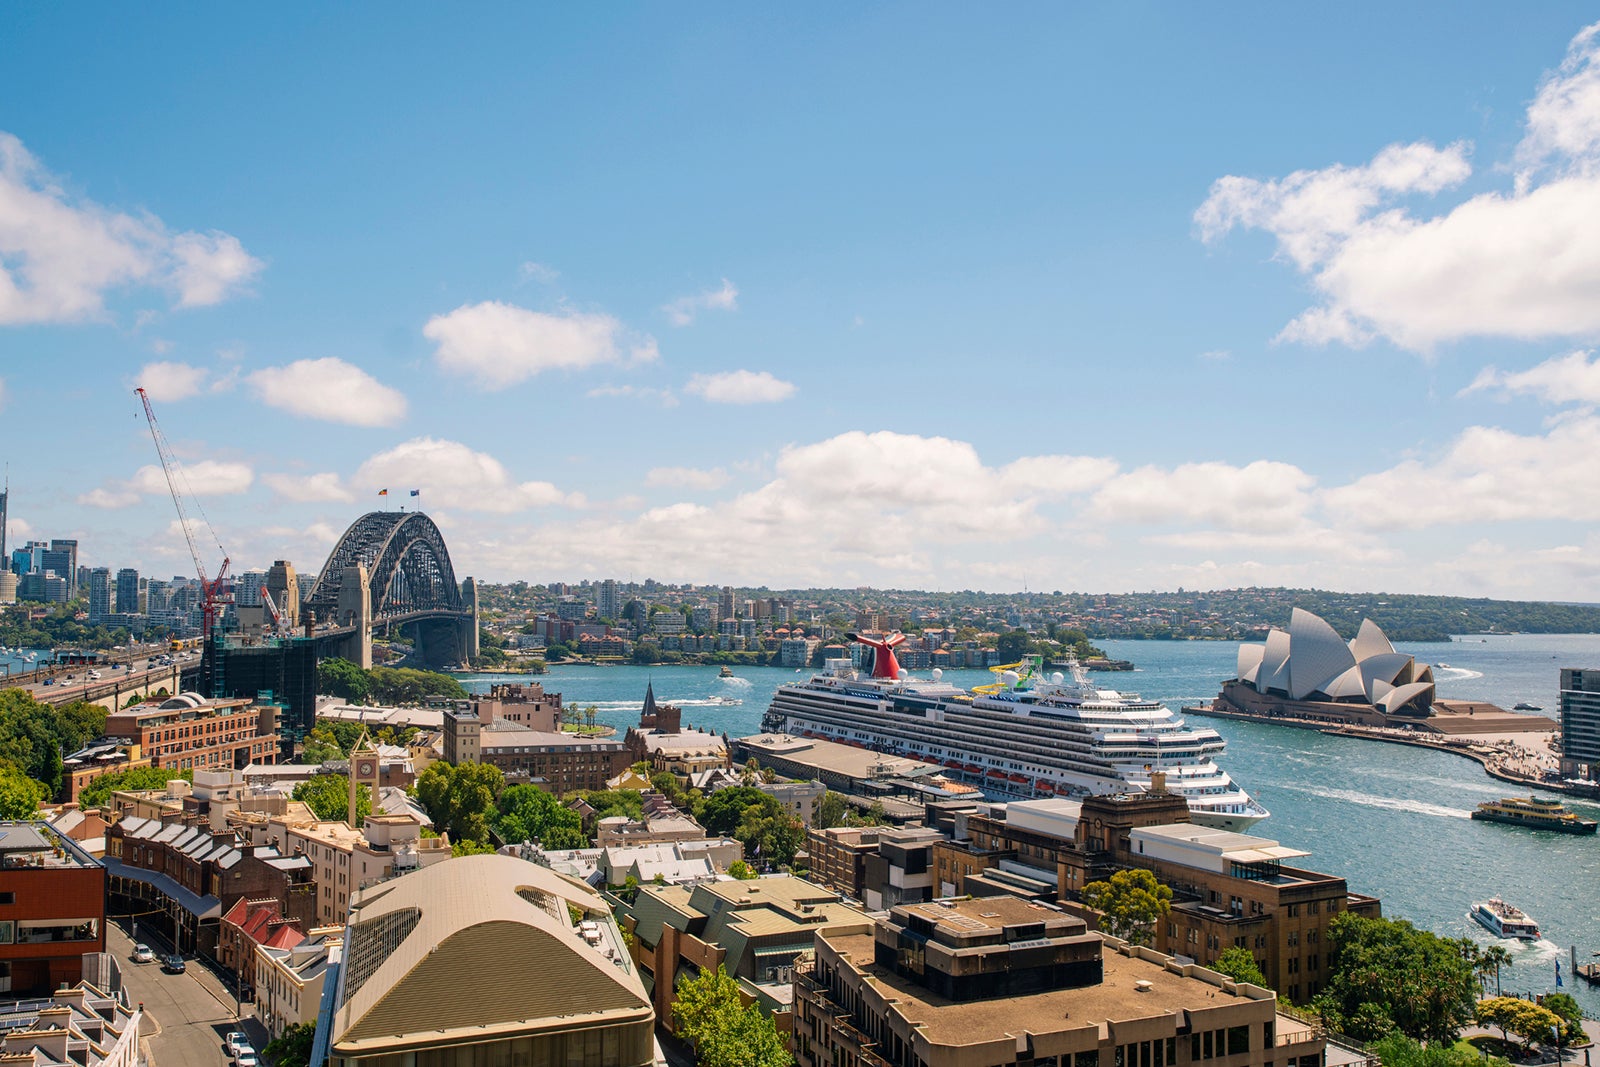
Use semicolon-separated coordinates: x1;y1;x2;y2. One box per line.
331;855;649;1055
736;733;939;781
820;926;1270;1046
0;822;102;870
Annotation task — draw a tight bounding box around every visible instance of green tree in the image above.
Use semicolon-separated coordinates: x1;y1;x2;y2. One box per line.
1370;1033;1511;1067
1475;943;1513;996
1475;997;1564;1053
698;787;773;836
1538;992;1586;1044
865;799;887;825
995;629;1035;663
261;1022;317;1067
1211;947;1269;989
728;859;758;880
77;766;193;810
815;791;851;830
1313;913;1480;1044
415;760;504;846
0;767;45;819
317;657;372;703
451;838;497;857
291;774;372;824
495;784;587;849
1081;868;1172;945
672;965;792;1067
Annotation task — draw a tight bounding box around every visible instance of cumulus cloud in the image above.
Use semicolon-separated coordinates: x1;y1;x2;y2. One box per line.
646;466;730;491
354;437;583;513
685;369;797;404
246;358;408;427
80;457;254;509
1197;22;1600;352
136;360;211;402
0;131;261;324
663;278;739;326
1461;349;1600;405
1089;460;1317;532
424;301;658;389
262;471;355;503
78;487;142;509
1322;413;1600;529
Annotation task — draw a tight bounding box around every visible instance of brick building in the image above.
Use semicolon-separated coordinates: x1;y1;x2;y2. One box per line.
0;822;106;995
103;692;280;773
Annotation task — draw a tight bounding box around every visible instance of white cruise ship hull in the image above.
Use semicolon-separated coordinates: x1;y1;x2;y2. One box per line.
763;666;1269;829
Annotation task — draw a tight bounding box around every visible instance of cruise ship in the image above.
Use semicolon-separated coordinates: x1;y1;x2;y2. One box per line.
1471;898;1540;940
761;634;1269;831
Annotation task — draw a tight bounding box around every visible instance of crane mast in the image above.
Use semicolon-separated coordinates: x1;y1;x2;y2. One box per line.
135;387;232;638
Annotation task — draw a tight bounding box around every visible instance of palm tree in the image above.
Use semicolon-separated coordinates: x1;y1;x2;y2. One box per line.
1478;943;1513;996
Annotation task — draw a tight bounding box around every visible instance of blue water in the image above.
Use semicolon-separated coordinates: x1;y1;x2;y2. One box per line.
458;633;1600;1011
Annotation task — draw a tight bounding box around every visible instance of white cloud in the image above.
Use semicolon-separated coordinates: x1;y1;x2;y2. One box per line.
646;466;730;491
587;384;679;406
663;278;739;326
136;360;211;402
0;131;261;324
424;301;658;389
1461;349;1600;405
1322;413;1600;529
1197;22;1600;352
78;487;141;509
1090;460;1316;532
685;369;797;404
246;358;408;427
354;437;583;513
130;460;254;497
518;261;560;284
262;471;355;503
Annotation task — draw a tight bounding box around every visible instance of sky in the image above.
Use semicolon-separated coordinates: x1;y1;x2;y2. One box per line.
4;6;1600;599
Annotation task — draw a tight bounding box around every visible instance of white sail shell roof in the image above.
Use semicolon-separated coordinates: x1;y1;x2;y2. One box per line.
1233;608;1434;712
1286;607;1358;700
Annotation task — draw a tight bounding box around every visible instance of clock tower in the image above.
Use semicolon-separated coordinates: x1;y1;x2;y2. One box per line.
349;729;380;828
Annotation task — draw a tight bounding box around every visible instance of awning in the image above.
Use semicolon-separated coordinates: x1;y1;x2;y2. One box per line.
1222;846;1309;864
102;856;221;920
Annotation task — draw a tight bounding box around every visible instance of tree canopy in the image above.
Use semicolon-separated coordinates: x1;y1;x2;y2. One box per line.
1211;947;1269;989
317;658;467;705
0;689;106;800
416;760;504;846
495;784;586;849
1370;1033;1510;1067
261;1023;316;1067
1081;868;1171;945
292;773;372;824
0;767;45;819
1312;913;1480;1044
1475;998;1568;1051
695;787;803;868
77;766;192;809
672;965;791;1067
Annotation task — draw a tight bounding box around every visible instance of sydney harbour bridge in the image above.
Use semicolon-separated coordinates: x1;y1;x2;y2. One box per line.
303;510;479;671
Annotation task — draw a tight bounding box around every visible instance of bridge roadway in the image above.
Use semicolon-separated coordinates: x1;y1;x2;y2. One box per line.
3;645;199;708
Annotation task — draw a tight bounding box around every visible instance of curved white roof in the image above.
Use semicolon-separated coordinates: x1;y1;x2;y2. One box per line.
1233;608;1433;712
1286;608;1357;700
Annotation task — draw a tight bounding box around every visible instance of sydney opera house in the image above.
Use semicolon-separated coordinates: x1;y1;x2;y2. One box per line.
1216;608;1436;724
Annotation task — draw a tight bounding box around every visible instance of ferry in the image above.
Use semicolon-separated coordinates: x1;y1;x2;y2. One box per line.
1512;702;1544;711
718;666;734;678
761;634;1269;831
1471;795;1597;835
1471;898;1540;940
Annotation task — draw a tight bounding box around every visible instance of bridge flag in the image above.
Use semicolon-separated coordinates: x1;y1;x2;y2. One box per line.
409;489;420;497
377;488;388;497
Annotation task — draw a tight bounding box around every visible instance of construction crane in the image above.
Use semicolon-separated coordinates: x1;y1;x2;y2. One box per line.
260;584;290;637
135;387;232;637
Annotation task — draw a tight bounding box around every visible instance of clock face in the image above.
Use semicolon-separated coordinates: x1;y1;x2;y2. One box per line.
359;762;375;776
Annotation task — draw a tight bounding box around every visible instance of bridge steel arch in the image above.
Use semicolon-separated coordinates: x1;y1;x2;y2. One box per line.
306;511;476;668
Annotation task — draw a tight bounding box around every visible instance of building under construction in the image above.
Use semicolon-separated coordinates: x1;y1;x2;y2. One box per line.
201;633;318;756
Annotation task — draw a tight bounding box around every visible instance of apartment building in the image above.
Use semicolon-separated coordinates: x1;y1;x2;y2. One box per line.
256;927;342;1039
103;692;280;773
0;823;105;995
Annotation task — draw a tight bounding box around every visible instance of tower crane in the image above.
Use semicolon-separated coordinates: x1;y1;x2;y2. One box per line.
135;387;232;638
260;584;289;637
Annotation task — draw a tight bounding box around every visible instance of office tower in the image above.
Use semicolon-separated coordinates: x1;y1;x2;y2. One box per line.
87;568;113;621
116;568;140;615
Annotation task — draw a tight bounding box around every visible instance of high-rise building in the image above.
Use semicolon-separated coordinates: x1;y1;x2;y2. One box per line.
234;571;267;608
1559;668;1600;779
145;579;172;614
598;578;622;620
45;540;78;599
87;568;113;621
0;483;8;571
115;568;140;615
719;586;735;620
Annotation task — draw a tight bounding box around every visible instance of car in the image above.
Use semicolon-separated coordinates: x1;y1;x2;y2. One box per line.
132;944;154;964
161;953;186;974
41;678;54;687
224;1032;250;1055
235;1052;258;1067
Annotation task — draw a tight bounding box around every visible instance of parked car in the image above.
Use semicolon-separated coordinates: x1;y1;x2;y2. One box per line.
235;1051;258;1067
132;944;154;964
161;953;185;974
225;1032;250;1055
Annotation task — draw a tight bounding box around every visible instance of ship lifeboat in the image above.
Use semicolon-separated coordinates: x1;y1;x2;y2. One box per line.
986;768;1006;779
944;759;963;770
1009;773;1029;784
965;764;983;774
1037;781;1057;794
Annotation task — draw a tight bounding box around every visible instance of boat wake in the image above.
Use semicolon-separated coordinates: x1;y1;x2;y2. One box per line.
1287;785;1472;820
719;676;753;689
1434;666;1484;680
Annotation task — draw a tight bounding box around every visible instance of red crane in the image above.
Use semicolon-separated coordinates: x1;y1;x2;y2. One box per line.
135;387;232;637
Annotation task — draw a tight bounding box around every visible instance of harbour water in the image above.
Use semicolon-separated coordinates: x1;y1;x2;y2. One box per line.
460;632;1600;1011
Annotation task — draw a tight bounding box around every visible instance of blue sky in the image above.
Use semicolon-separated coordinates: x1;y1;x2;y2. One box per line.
5;6;1600;598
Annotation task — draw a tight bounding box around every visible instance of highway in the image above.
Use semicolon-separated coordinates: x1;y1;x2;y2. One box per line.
2;644;198;706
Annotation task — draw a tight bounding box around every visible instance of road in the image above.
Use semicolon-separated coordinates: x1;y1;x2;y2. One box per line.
107;920;270;1066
